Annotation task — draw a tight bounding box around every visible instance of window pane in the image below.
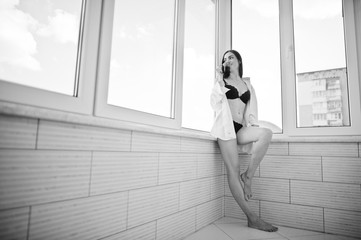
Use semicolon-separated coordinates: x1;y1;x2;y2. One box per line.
107;0;175;118
293;0;350;127
232;0;282;133
0;0;83;96
182;0;215;131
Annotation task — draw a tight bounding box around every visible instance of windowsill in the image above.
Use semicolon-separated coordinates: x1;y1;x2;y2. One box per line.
1;101;360;142
0;101;214;140
271;134;361;143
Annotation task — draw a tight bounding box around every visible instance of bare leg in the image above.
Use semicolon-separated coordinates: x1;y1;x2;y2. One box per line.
237;127;273;201
218;138;277;232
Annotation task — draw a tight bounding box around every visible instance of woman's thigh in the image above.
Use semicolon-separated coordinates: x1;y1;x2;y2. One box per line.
236;126;272;145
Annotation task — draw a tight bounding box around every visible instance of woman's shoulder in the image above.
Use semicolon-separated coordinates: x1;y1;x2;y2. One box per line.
241;77;253;87
242;77;255;92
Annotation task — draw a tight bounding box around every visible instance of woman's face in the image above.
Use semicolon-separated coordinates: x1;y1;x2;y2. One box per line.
223;52;239;73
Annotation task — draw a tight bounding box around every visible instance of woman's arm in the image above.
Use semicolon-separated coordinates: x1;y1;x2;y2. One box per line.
245;84;259;127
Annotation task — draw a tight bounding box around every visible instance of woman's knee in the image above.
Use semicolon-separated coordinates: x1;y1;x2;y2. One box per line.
260;127;273;142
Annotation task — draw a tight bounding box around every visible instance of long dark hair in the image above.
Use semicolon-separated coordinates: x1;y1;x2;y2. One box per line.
221;50;243;78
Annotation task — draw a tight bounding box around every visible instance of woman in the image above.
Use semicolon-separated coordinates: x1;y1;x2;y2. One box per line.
210;50;278;232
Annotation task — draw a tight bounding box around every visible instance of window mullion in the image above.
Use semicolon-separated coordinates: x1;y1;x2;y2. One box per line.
279;0;297;136
172;0;185;126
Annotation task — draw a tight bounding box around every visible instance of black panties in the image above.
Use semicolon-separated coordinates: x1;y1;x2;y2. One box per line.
233;121;243;133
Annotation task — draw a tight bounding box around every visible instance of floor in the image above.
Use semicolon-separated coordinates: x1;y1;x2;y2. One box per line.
183;217;360;240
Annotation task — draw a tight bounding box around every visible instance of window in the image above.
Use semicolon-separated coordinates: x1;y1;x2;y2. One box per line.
182;0;215;131
107;0;176;118
1;0;360;137
281;0;361;135
0;0;83;96
232;0;282;133
293;0;350;128
95;0;184;128
0;0;100;114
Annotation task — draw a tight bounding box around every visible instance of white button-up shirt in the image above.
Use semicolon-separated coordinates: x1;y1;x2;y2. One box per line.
210;77;258;153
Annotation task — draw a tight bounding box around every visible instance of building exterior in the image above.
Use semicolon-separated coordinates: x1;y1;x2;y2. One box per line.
297;68;350;128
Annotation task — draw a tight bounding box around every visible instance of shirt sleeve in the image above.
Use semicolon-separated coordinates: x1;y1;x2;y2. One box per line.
210;81;225;112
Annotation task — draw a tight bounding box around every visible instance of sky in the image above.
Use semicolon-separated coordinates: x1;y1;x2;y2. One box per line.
107;0;175;118
0;0;82;95
0;0;347;132
293;0;345;73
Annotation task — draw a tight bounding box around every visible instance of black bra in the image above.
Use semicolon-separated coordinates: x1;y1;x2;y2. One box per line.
223;79;250;104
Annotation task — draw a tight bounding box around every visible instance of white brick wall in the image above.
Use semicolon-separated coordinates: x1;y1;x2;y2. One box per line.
224;141;361;239
0;115;224;240
1;114;360;239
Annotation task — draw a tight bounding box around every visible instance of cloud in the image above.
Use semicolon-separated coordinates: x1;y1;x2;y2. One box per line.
0;0;41;70
206;2;215;12
0;1;80;72
118;23;154;40
136;23;153;38
118;26;133;39
37;9;79;44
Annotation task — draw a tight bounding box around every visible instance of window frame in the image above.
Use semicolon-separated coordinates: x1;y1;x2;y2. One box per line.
280;0;361;136
94;0;185;129
0;0;100;115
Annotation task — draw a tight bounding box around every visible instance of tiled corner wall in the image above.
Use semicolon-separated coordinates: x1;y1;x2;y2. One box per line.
1;113;361;239
225;141;361;239
0;115;225;240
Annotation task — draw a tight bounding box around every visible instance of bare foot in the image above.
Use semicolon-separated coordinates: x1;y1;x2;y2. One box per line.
240;172;252;201
248;217;278;232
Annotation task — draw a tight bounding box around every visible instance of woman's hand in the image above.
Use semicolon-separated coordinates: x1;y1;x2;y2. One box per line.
215;65;224;82
216;65;223;75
